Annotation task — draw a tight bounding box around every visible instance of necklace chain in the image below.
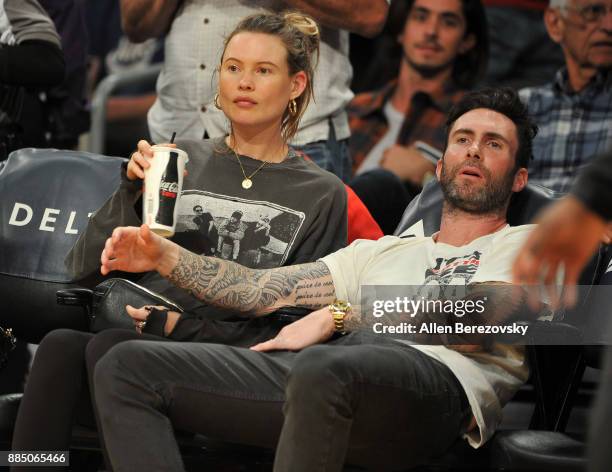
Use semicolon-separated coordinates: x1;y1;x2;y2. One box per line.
230;145;267;189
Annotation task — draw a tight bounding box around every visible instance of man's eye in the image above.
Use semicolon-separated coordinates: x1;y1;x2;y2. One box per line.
457;137;468;144
489;141;501;149
442;17;460;28
258;67;270;75
581;4;607;21
411;11;428;22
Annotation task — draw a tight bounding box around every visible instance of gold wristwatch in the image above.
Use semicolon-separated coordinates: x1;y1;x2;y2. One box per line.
329;300;351;334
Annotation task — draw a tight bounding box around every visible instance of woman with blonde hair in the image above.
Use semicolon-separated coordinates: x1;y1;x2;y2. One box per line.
11;12;349;470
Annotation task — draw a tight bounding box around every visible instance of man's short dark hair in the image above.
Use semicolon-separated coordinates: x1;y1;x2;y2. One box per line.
445;87;538;169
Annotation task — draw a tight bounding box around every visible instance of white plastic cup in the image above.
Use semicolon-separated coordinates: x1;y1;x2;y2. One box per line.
143;146;189;238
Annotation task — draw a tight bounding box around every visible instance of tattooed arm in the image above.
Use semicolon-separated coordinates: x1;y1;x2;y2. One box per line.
100;225;336;316
167;247;335;315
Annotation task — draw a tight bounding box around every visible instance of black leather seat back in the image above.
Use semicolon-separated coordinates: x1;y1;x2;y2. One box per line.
0;148;125;342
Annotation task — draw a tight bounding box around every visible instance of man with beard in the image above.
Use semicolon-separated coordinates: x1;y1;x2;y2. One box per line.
348;0;488;184
93;88;537;472
347;0;488;233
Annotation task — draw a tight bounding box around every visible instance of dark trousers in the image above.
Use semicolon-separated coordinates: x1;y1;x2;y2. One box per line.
92;332;470;472
10;316;287;471
349;169;414;235
293;119;352;183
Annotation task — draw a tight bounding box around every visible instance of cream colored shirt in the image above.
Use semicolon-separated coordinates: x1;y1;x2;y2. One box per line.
148;0;353;146
321;224;535;448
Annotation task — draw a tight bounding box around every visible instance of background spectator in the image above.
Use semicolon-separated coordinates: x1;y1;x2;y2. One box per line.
348;0;488;233
39;0;89;151
85;0;164;157
482;0;564;89
519;0;612;192
0;0;65;159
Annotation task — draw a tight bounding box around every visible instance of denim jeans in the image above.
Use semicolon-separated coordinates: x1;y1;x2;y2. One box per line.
293;122;352;183
93;332;470;472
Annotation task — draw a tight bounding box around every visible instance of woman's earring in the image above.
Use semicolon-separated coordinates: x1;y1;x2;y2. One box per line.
214;93;222;110
288;99;297;116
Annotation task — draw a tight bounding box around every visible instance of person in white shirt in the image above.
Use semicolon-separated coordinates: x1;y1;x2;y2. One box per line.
96;87;539;471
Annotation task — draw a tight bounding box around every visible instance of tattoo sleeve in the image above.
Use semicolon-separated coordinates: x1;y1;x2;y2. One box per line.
344;305;363;333
166;247;336;315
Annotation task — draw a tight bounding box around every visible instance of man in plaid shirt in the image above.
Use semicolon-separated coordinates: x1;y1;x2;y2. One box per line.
519;0;612;193
347;0;488;189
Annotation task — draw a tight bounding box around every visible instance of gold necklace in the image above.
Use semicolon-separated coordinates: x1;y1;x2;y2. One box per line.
230;146;268;189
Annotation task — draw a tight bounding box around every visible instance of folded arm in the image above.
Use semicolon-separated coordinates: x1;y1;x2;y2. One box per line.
285;0;388;37
120;0;180;42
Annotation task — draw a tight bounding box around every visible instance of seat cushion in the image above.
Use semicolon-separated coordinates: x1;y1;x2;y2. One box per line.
490;430;585;471
0;393;22;444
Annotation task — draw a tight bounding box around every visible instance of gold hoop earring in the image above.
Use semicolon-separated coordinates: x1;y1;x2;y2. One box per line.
288;99;297;116
214;93;222;110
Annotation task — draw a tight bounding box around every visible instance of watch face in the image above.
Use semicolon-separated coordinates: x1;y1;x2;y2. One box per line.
332;300;351;312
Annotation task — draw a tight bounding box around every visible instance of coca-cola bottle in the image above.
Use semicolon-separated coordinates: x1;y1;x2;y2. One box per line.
155;151;180;226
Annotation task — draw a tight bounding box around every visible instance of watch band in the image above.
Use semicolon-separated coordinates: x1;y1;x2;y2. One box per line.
329;300;351;334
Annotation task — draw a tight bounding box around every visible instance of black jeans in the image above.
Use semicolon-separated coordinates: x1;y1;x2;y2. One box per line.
10;316;287;471
349;169;414;235
92;332;470;472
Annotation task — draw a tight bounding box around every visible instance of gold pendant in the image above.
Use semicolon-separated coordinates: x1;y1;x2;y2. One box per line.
242;178;253;189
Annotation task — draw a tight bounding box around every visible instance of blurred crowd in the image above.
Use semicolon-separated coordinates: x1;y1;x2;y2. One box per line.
2;0;610;224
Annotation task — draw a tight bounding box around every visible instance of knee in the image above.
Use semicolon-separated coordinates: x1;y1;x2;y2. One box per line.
85;328;138;370
94;339;147;379
36;329;90;365
93;340;149;398
287;346;360;399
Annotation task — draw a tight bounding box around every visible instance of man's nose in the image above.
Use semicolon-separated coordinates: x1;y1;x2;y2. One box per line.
467;142;481;159
601;7;612;32
424;17;441;37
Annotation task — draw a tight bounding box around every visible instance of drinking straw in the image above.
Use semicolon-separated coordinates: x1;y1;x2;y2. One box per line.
170;132;176;144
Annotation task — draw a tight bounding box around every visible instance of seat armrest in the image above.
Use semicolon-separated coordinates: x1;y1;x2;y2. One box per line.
56;288;93;312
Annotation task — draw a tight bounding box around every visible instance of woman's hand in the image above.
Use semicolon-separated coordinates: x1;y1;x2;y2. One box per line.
250;306;335;352
126;140;176;181
100;224;169;275
126;305;181;336
380;144;435;186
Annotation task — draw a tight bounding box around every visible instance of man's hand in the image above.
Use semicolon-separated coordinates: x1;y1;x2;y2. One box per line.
284;0;388;37
380;144;435;186
603;223;612;245
250;306;335;352
120;0;180;42
100;224;173;275
512;196;607;308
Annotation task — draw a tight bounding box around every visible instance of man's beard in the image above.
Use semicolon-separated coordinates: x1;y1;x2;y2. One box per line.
403;49;455;79
439;159;516;215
